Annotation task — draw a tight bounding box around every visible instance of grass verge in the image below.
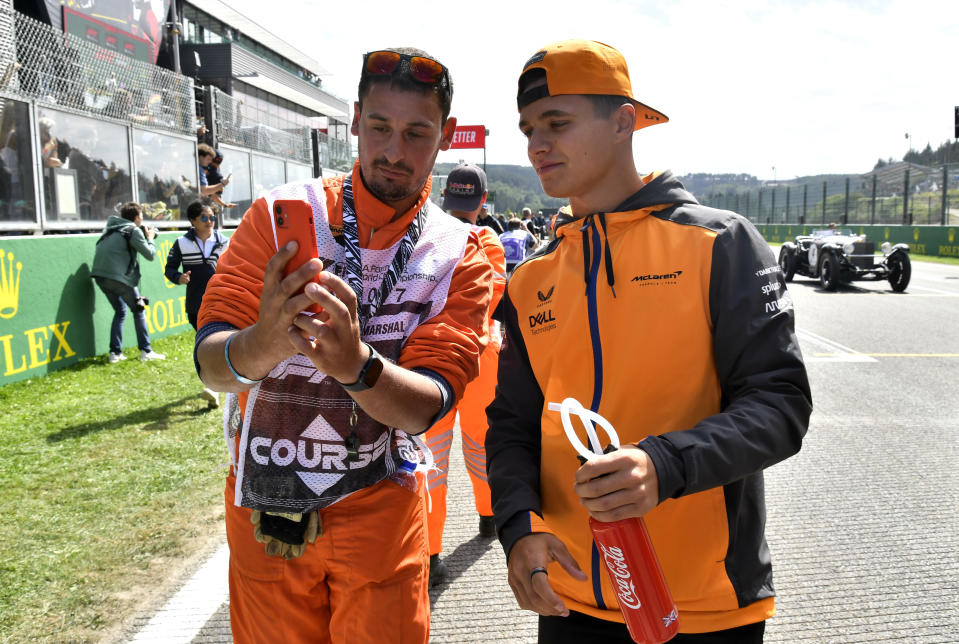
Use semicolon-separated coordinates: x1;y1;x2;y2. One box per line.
0;331;228;643
909;253;959;266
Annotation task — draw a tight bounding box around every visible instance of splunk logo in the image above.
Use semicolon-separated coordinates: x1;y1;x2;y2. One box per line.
631;270;683;286
0;248;22;319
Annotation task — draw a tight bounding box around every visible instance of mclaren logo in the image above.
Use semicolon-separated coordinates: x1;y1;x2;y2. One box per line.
537;286;554;302
631;270;683;284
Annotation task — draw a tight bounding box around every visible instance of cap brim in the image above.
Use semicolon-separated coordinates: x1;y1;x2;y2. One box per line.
629;99;668;131
442;195;483;212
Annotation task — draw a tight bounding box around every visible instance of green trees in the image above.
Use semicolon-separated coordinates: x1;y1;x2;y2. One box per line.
903;140;959;166
434;163;567;214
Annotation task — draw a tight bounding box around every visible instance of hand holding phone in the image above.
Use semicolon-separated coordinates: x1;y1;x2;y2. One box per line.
273;200;323;314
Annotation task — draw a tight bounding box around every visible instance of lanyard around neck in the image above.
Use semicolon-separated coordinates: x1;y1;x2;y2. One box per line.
340;176;428;326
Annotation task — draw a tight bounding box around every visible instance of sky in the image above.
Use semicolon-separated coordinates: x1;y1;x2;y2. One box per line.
226;0;957;180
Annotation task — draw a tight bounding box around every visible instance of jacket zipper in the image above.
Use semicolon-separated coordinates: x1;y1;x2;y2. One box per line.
585;220;607;610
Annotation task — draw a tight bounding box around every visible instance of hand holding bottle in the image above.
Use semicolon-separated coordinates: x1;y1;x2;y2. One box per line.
573;445;659;522
549;398;679;644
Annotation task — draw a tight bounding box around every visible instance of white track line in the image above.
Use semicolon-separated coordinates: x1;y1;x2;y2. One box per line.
128;543;229;643
796;328;878;363
904;284;959;295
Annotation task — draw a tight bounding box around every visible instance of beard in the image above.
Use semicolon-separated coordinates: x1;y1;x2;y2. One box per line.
364;158;424;204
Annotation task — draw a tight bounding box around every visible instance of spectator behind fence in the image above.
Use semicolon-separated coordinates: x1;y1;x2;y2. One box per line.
196;143;230;198
38;117;61;168
165;200;229;407
204;149;237;212
91;201;165;363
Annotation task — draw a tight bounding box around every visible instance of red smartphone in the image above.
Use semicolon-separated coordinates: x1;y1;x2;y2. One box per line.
273;199;323;314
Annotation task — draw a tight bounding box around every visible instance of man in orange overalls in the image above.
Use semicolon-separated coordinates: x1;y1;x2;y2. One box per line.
195;48;492;643
425;163;506;587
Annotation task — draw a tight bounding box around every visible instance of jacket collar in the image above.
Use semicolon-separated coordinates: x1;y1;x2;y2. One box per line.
555;171;698;240
186;227;225;246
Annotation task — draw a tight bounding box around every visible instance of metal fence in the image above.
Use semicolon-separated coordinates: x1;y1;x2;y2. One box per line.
315;130;353;173
700;163;959;227
211;86;311;165
1;5;194;136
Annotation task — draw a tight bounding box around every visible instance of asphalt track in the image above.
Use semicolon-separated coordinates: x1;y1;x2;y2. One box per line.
117;256;959;643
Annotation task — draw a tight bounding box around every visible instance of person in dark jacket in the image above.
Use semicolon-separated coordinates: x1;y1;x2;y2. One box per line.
91;201;165;363
204;149;237;213
485;39;812;643
476;203;504;234
165;200;229;406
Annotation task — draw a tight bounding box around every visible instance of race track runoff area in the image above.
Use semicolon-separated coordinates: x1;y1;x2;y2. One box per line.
121;257;959;644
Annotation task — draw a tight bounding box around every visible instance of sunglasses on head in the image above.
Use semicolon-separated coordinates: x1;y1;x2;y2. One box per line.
363;50;448;85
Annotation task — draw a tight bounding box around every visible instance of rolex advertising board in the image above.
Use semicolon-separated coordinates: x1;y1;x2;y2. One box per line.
0;230;227;387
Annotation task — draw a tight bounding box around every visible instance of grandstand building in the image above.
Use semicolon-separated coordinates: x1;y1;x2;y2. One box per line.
1;0;352;234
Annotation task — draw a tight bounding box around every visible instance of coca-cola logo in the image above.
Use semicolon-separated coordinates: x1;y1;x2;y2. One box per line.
599;544;642;610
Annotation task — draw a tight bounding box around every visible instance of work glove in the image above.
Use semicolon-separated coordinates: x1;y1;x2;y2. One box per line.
250;510;321;559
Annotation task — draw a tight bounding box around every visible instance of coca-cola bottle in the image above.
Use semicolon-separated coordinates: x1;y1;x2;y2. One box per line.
591;515;679;643
548;398;680;644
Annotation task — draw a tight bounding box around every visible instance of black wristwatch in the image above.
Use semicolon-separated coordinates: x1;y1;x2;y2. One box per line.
337;343;384;392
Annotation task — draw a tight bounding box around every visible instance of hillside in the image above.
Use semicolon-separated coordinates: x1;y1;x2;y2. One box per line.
433;163;866;211
435;137;956;213
433;162;566;214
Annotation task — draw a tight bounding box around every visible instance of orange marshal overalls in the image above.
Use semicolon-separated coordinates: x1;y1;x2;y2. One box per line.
198;164;492;643
424;226;506;556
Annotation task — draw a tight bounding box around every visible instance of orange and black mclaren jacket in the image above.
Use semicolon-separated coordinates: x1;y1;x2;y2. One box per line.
486;171;812;633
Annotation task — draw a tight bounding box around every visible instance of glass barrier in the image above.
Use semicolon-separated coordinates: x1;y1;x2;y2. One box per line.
133;128;200;224
0;98;36;224
285;162;312;183
37;107;132;223
252;154;285;197
218;145;252;222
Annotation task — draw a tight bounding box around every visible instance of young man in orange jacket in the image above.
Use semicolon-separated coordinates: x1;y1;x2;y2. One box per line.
195;48;492;643
486;40;812;643
425;163;506;586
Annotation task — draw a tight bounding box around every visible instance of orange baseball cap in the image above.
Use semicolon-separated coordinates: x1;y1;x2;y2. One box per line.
517;39;668;131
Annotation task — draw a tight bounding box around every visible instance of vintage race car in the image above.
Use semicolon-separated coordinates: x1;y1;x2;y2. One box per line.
778;229;911;292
